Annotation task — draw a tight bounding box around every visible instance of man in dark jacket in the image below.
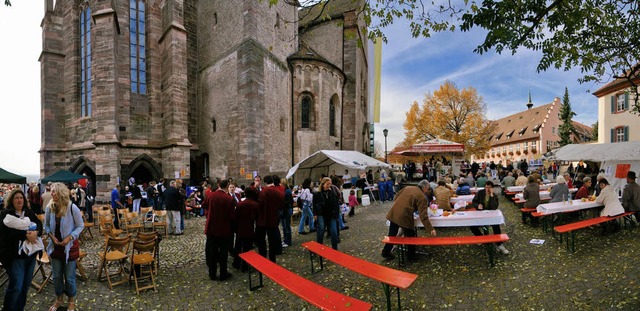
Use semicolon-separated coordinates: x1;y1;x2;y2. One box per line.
204;179;235;281
256;175;284;262
622;171;640;222
163;180;183;235
470;181;509;255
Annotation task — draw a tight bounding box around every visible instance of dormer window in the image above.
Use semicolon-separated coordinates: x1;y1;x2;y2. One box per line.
506;130;515;138
519;127;527;136
488;135;494;141
495;133;503;140
533;124;542;133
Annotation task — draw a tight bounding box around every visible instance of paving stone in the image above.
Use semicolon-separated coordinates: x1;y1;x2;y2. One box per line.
5;197;640;310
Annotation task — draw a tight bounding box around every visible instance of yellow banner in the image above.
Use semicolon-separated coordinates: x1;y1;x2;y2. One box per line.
373;37;382;123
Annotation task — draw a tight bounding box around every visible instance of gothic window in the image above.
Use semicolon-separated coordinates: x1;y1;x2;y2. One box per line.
212;118;217;132
80;6;92;117
329;102;335;136
301;95;312;129
130;0;147;94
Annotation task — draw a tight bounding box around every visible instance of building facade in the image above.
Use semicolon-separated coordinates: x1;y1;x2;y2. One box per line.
474;97;593;166
39;0;369;202
592;77;639;143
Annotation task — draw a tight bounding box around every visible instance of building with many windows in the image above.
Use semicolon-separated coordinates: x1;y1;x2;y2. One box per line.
475;97;593;166
40;0;369;201
593;77;639;143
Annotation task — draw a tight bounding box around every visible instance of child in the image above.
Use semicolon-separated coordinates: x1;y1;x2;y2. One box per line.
348;189;358;217
3;214;44;256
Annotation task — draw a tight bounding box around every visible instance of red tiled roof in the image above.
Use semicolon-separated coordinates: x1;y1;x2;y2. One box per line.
489;102;555;147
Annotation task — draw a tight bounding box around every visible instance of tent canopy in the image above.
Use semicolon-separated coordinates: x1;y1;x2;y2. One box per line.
41;170;87;183
549;141;640;162
393;138;464;156
0;167;27;184
286;150;391;180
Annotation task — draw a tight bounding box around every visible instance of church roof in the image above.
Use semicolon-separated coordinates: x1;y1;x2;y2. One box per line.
299;0;362;27
489;102;556;146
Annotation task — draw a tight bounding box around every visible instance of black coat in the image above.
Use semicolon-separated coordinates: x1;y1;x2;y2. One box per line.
313;189;340;219
0;208;43;266
472;189;499;210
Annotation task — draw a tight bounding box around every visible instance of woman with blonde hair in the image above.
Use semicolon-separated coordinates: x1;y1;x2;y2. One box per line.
44;183;84;311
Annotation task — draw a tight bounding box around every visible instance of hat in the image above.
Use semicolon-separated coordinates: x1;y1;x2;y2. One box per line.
628;171;637;180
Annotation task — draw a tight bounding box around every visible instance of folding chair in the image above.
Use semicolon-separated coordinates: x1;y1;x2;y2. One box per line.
80;211;94;241
152;210;168;236
98;209;124;237
140;207;154;231
97;234;132;289
31;239;52;293
129;237;158;294
136;231;161;274
123;212;143;235
0;262;8;287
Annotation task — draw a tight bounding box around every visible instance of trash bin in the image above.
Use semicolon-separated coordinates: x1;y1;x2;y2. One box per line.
362;195;371;206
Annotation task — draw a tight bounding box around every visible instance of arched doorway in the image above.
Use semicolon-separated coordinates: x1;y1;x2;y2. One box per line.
123;154;162;186
69;156;97;197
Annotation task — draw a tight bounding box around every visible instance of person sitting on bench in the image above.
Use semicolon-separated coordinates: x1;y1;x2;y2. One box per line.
595;178;624;217
470;181;509;255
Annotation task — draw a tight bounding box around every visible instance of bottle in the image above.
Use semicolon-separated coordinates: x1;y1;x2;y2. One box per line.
568;193;572;205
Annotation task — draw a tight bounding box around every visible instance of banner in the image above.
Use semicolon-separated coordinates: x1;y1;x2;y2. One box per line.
373;37;382;123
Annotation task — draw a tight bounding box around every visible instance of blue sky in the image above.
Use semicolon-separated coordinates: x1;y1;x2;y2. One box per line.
373;19;600;153
0;2;602;175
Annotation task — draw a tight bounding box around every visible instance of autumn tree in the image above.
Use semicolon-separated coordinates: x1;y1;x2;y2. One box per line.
268;0;640;113
403;81;495;157
558;87;577;147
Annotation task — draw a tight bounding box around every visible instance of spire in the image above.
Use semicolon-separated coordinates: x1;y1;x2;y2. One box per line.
527;91;533;110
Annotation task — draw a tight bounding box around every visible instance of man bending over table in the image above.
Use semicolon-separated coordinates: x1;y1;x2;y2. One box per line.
470;181;509;255
381;180;436;260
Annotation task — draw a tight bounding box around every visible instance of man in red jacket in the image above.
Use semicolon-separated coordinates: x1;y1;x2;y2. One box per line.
204;179;236;281
256;175;284;262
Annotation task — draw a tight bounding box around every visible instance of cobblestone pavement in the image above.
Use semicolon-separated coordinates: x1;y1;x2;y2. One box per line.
5;196;640;310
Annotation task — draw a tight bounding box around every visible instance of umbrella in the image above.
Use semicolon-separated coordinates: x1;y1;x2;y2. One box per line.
0;167;27;184
41;170;87;183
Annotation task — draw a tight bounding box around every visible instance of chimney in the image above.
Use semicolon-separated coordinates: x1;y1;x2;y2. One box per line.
526;91;533;110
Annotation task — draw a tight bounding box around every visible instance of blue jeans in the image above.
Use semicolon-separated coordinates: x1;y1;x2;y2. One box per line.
51;258;77;297
298;202;315;233
281;208;292;246
316;216;338;250
378;182;387;201
3;256;36;311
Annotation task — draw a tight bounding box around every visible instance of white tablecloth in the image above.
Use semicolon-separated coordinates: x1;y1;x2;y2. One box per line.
515;188;578;201
450;195;475;204
536;200;602;215
508;183;557;193
414;210;505;228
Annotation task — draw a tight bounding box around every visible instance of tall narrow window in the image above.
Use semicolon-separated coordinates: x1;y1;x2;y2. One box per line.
301;96;311;129
130;0;146;94
80;6;92;117
329;102;335;136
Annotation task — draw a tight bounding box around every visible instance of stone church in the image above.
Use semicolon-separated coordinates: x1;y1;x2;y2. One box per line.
40;0;370;201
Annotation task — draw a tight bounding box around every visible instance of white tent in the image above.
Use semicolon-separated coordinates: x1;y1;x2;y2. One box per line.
286;150;391;182
549;141;640;195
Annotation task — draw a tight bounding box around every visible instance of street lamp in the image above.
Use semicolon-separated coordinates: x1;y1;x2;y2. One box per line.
383;128;389;163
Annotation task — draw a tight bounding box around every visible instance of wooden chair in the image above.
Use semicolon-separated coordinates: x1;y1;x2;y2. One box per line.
80;211;94;241
136;231;161;274
140;207;154;231
129;237;158;294
31;238;52;293
92;205;103;228
123;212;143;235
98;209;123;237
98;234;132;289
152;210;168;236
0;262;8;287
116;208;128;229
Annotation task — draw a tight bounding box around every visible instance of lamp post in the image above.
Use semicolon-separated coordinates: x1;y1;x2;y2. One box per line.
383;128;388;163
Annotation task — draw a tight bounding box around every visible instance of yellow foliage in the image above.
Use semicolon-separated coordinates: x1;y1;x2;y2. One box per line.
403;81;496;157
